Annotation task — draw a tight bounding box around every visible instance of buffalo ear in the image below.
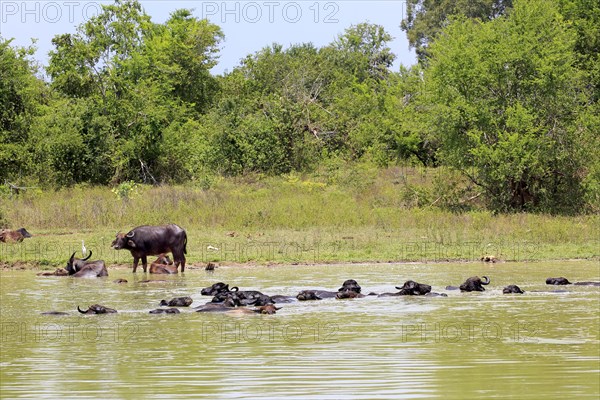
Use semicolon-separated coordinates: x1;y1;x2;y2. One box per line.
127;240;136;248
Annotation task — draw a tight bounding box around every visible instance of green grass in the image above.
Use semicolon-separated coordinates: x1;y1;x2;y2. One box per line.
1;167;598;268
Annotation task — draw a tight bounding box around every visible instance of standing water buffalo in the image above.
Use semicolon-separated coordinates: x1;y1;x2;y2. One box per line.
66;251;108;278
0;228;32;243
112;224;187;273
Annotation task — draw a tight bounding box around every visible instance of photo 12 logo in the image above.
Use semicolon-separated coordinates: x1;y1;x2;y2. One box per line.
199;1;340;24
0;1;340;26
1;1;103;24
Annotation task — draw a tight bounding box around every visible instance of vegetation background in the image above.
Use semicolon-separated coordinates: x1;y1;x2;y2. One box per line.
1;0;599;266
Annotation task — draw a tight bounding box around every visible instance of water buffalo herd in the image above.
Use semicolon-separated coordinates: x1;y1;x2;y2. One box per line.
47;272;599;317
4;224;598;316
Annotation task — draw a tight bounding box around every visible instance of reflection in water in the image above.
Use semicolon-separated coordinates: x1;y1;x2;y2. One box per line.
1;261;599;399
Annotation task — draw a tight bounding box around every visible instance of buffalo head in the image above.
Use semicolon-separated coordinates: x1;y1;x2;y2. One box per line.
111;232;133;250
503;285;524;294
77;304;117;314
396;280;432;295
296;290;322;301
338;279;361;293
201;282;233;296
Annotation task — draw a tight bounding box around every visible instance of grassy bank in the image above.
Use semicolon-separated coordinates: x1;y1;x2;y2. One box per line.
1;167;598;268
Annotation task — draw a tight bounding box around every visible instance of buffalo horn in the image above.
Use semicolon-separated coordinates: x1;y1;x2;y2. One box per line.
82;250;92;261
481;276;490;285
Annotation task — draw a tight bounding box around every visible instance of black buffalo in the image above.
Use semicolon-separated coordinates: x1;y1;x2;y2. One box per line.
546;277;600;286
112;224;187;273
77;304;117;314
446;276;490;292
379;280;434;296
66;251;108;278
159;297;193;307
546;277;571;285
0;228;32;243
503;284;524;294
149;308;180;314
200;282;233;296
200;282;295;306
298;279;364;301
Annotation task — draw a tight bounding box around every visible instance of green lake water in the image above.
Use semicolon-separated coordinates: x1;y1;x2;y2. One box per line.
1;261;599;399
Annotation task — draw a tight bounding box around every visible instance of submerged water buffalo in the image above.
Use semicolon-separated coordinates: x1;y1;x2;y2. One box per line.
66;251;108;278
112;224;187;273
149;254;178;274
201;282;293;305
37;268;69;276
0;228;32;243
227;304;281;315
546;277;571;285
149;308;180;314
379;280;434;296
546;277;600;286
196;303;281;314
503;284;524;294
445;276;490;292
159;297;193;307
336;279;368;299
200;282;232;296
77;304;117;314
298;279;364;301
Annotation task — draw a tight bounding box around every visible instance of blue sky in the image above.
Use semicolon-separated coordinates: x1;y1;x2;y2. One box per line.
1;1;416;75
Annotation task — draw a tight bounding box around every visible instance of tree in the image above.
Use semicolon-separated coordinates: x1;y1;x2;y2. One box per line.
421;0;589;212
331;23;395;81
44;0;223;184
0;38;47;182
401;0;512;62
